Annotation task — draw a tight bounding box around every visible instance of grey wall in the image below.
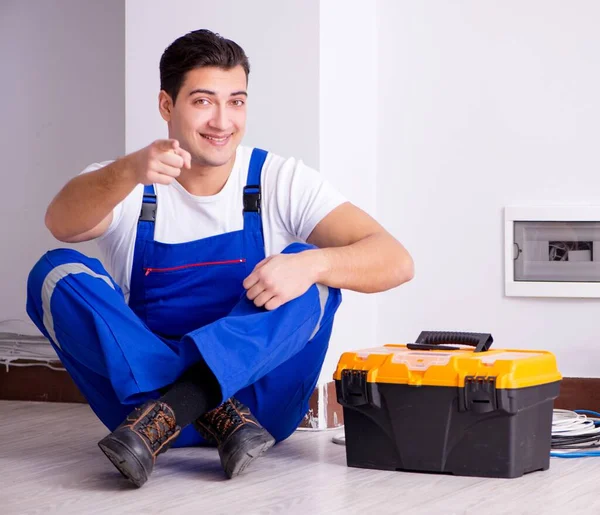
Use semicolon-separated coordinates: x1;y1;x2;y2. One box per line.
0;0;125;332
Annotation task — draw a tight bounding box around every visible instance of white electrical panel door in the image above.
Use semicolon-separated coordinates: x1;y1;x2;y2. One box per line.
505;207;600;298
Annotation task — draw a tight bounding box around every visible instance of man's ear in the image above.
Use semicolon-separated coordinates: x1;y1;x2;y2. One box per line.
158;90;174;122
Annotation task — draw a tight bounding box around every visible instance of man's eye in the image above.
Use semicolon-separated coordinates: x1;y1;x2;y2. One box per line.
231;99;245;107
194;99;210;105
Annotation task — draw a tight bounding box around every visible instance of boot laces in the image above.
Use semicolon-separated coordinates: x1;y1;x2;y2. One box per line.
141;407;177;445
212;400;244;437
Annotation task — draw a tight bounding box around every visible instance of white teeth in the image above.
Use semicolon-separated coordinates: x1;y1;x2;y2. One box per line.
203;135;228;141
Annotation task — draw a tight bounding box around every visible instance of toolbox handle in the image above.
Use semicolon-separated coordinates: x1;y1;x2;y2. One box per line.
407;331;494;353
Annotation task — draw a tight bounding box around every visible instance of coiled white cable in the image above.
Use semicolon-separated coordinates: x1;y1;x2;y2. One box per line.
552;409;600;438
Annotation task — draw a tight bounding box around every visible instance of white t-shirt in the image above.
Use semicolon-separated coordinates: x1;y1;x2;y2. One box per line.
81;145;346;300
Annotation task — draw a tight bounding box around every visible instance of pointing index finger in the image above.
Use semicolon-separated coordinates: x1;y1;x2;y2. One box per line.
175;147;192;169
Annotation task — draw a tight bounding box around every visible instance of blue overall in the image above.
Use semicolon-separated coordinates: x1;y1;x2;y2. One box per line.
26;149;342;447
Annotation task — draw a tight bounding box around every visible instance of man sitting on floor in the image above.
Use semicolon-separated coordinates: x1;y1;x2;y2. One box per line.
26;29;414;488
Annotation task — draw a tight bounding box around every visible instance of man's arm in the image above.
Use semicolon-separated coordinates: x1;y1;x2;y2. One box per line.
306;202;414;292
45;140;191;243
244;202;414;310
45;160;135;243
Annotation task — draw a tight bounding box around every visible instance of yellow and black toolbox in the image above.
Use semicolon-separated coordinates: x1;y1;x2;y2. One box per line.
334;331;562;478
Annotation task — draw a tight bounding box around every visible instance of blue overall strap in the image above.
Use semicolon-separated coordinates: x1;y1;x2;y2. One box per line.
243;148;268;271
129;184;156;309
138;184;157;238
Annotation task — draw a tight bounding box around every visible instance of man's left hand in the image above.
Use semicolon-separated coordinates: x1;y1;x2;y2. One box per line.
243;251;325;311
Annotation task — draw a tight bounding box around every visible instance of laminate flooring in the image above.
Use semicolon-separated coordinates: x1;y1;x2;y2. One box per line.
1;401;598;515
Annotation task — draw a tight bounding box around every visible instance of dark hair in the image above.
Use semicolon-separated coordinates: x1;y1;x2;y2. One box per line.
160;29;250;104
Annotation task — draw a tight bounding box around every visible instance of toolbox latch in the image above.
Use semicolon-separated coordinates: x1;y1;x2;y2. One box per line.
339;369;381;408
462;376;498;413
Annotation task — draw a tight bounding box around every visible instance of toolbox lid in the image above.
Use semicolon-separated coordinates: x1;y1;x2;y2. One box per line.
333;333;561;389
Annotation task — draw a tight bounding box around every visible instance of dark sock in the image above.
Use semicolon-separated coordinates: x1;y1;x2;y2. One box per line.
158;360;222;427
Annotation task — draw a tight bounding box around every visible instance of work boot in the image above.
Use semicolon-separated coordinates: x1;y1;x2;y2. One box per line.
194;398;275;479
98;400;181;487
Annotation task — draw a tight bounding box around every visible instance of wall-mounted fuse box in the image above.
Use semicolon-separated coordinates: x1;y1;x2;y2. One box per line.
505;206;600;298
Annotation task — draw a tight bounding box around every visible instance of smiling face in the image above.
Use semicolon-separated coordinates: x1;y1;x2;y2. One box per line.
158;65;248;168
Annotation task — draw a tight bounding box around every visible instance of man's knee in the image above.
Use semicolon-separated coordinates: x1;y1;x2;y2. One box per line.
27;248;88;293
43;248;91;268
26;248;119;316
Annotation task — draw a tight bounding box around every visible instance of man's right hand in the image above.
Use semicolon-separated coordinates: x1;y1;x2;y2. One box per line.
129;139;192;185
46;139;192;243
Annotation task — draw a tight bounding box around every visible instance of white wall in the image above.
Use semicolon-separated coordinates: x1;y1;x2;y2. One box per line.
319;1;378;382
376;1;600;376
0;0;124;333
125;0;320;166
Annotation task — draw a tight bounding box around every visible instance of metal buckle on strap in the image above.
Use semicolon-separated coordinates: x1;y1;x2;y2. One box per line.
243;185;261;213
139;201;156;221
139;189;157;222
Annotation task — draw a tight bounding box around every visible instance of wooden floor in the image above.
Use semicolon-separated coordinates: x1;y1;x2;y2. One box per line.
2;401;600;515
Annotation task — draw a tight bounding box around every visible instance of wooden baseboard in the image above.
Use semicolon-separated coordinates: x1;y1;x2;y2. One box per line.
553;377;600;412
0;361;86;403
3;362;596;425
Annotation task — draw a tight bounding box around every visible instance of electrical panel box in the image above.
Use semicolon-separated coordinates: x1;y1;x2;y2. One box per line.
505;206;600;298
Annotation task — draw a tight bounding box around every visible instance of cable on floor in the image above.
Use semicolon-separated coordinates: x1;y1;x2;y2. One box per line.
551;409;600;458
0;318;62;371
